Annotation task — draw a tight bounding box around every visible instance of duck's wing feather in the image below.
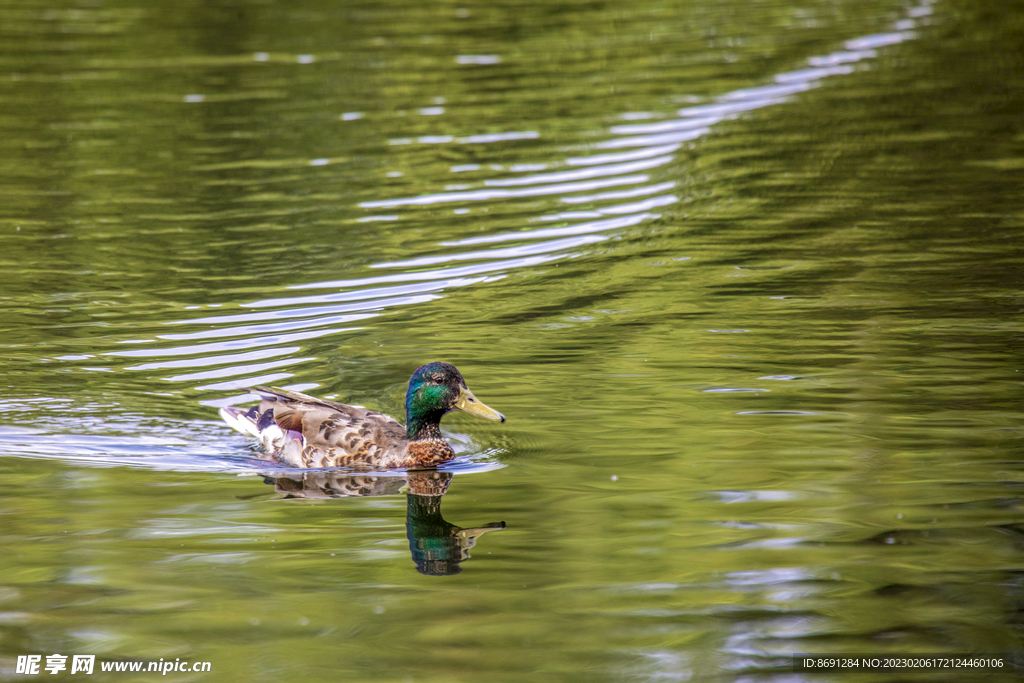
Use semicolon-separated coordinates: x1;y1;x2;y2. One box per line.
249;385;360;413
250;385;407;458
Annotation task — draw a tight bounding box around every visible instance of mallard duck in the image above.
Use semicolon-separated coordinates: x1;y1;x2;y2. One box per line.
219;362;505;469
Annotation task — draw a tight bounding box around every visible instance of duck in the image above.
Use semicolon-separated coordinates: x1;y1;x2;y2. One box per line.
219;362;505;469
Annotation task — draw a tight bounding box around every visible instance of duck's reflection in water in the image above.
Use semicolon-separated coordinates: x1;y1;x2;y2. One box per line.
264;470;505;575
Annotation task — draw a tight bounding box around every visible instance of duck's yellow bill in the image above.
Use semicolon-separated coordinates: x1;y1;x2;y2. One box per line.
456;386;506;422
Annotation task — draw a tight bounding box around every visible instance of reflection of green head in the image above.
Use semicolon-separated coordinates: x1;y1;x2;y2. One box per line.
406;493;505;576
407;494;464;575
404;362;464;440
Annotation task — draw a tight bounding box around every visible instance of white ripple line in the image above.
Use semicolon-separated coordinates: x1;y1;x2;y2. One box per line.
156;311;382;342
441;212;657;247
483;155;673;187
275;253;570;297
125;347;301;372
372;234;606;270
164;357;315;383
360;174;649;208
105;327;364;358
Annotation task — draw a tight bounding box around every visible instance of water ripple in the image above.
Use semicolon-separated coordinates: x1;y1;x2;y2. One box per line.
157;312;378;342
52;1;934;413
373;235;607;270
106;327;363;359
176;289;456;325
125;347;301;372
442;212;659;248
359;174;650;208
280;254;566;294
483;155;674;187
163;357;314;383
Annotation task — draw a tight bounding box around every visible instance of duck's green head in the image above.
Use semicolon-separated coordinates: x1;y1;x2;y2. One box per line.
405;362;505;440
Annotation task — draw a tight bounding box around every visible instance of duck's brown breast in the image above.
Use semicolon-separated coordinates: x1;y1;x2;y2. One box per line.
403;440;457;467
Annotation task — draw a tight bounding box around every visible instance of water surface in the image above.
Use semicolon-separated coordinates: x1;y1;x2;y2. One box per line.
1;0;1023;680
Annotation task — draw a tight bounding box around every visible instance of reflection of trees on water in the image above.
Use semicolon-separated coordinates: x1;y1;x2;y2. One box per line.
264;470;504;575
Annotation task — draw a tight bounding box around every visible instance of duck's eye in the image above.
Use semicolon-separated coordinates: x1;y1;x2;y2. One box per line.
433;376;444;384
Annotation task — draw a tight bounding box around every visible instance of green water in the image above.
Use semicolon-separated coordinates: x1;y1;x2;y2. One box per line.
1;0;1023;680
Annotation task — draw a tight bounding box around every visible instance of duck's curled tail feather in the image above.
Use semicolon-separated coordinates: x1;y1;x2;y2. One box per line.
219;399;306;466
